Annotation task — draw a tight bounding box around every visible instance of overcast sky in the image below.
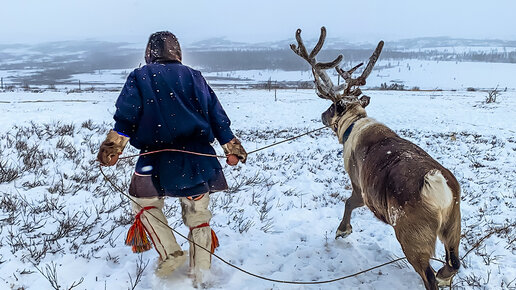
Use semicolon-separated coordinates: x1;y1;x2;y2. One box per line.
2;0;516;46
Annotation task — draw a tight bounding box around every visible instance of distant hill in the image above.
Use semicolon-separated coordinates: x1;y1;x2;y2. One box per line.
188;36;516;51
1;36;515;85
390;36;516;49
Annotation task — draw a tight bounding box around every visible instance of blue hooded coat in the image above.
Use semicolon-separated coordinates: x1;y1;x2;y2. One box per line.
113;60;234;197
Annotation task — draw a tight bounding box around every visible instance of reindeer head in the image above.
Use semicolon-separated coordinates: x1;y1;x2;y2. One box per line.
321;95;370;129
290;27;383;130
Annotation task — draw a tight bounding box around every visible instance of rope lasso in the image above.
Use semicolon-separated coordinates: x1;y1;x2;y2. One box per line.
99;123;509;286
99;165;429;284
98;122;425;284
118;123;335;161
96;123;444;285
119;148;226;160
246;124;333;155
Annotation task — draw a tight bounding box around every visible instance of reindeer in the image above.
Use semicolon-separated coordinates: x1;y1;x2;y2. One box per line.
291;27;461;290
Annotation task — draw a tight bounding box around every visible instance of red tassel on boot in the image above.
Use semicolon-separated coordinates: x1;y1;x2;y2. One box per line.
125;206;156;253
190;223;219;253
210;228;219;253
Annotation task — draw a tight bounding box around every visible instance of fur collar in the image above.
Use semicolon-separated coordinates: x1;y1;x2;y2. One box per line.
336;103;367;144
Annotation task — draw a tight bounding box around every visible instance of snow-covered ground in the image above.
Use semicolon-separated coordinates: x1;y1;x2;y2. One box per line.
3;58;516;92
202;60;516;91
0;88;515;289
67;69;131;84
402;46;516;54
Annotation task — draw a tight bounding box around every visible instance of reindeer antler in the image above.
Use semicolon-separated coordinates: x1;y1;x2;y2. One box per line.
291;27;384;103
290;27;343;102
335;40;384;98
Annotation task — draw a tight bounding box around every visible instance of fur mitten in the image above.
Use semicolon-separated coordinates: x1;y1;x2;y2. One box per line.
97;130;129;166
221;138;247;164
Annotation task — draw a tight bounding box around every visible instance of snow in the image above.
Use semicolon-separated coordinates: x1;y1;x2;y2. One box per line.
201;60;516;91
67;69;130;84
0;86;515;289
3;53;516;93
401;46;516;53
368;60;516;91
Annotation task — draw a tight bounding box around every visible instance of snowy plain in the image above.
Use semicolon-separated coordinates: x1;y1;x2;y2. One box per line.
3;57;516;93
202;59;516;92
0;80;515;289
55;59;516;92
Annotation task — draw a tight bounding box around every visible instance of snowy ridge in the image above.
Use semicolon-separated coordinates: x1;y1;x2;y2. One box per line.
2;38;516;88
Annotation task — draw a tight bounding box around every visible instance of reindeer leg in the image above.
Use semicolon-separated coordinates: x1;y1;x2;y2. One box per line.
395;214;439;290
436;203;461;286
436;248;460;287
336;183;363;239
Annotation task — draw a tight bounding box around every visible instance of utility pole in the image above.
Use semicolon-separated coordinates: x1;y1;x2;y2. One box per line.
274;81;277;102
79;80;81;91
1;77;3;90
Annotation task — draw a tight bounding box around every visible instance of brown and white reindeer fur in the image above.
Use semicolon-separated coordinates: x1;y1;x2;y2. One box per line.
323;100;461;290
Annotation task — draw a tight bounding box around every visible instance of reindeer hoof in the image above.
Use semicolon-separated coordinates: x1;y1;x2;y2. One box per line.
335;227;352;239
436;276;452;287
436;266;457;287
435;274;455;288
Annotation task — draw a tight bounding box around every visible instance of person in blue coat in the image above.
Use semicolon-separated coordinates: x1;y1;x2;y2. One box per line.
97;31;247;281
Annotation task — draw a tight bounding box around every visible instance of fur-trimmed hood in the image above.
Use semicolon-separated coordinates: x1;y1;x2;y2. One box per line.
145;31;182;64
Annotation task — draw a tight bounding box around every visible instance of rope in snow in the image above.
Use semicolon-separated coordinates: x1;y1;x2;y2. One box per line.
99;122;495;285
99;165;445;285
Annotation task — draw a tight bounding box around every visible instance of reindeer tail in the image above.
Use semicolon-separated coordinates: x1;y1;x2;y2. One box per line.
421;169;454;225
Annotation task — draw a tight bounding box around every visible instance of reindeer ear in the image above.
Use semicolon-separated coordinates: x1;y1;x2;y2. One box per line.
359;96;370;108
